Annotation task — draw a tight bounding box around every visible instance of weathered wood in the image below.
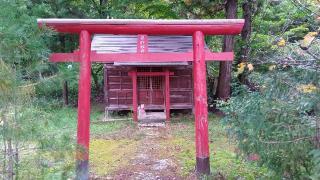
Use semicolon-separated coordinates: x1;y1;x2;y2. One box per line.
105;66;192;111
38;18;245;25
38;18;244;35
76;30;91;180
49;51;234;63
39;18;244;177
193;31;210;174
165;68;170;121
131;69;138;122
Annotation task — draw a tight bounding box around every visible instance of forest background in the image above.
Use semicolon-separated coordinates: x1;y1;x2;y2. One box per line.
0;0;319;179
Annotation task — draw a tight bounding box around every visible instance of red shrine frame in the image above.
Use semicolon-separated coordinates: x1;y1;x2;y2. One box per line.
38;18;244;179
128;69;173;121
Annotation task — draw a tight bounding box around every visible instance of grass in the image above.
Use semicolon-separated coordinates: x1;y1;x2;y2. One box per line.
10;102;268;179
168;113;268;179
41;104;129;137
10;103;131;179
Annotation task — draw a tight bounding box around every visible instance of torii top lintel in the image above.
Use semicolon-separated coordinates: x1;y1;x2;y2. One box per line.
38;20;244;177
37;19;244;35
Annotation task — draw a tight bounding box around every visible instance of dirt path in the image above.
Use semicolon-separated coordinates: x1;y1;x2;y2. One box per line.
90;124;191;180
112;126;182;179
90;116;267;179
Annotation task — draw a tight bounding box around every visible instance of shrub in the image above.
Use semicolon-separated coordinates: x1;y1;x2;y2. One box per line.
219;69;320;178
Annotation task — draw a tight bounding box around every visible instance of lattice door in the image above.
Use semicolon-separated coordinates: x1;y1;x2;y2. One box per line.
137;67;165;108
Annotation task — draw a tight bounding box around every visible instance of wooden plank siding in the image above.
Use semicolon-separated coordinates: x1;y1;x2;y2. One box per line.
104;64;193;110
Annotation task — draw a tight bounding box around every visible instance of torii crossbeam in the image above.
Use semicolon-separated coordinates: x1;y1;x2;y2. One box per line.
38;18;244;179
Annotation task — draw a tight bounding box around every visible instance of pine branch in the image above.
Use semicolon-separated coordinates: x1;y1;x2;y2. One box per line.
260;136;313;144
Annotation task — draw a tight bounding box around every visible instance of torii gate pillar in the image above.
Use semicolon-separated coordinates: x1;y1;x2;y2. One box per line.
37;18;245;178
76;30;91;180
193;31;210;174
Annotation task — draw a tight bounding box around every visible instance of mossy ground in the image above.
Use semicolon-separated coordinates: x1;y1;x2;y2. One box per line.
20;106;266;179
89;112;267;179
90;139;138;176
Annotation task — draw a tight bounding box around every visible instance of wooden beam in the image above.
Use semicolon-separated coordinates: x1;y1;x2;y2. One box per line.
37;18;244;35
49;51;234;63
130;69;138;122
135;72;174;76
76;30;91;179
165;68;170;122
193;31;210;175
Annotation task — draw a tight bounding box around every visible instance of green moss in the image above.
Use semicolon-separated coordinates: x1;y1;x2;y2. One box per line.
89;138;138;176
166;114;268;178
210;151;268;179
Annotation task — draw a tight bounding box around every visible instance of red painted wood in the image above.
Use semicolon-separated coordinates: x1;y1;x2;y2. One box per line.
37;18;244;24
131;69;138;121
137;72;174;76
165;68;170;121
38;19;244;35
76;30;91;178
129;71;174;76
137;34;148;53
193;31;210;166
40;18;245;176
49;51;234;63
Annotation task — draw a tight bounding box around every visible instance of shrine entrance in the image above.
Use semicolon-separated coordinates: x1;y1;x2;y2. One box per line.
137;67;165;110
37;18;244;179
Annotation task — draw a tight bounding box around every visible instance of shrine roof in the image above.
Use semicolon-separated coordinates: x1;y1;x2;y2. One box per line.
91;34;209;53
37;18;244;35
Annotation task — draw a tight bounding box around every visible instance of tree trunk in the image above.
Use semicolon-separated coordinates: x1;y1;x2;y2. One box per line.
215;0;238;101
316;117;320;149
238;0;253;84
240;0;252;62
7;139;14;180
99;0;108;17
1;110;7;178
91;70;100;93
62;80;69;106
14;142;19;179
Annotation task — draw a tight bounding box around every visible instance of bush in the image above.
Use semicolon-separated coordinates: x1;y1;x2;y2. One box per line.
219;69;320;178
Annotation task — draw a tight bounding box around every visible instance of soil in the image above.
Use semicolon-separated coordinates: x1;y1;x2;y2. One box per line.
90;123;195;180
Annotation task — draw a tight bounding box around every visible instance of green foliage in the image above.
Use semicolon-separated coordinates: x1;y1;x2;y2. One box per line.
249;0;317;62
310;149;320;179
249;33;275;58
1;0;320;178
219;68;320;178
170;115;267;178
0;0;52;77
225;2;320;177
284;24;310;41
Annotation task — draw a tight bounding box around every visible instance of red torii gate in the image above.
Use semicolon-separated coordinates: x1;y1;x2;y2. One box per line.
37;19;244;179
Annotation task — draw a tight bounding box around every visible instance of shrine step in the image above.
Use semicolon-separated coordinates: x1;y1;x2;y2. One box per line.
138;112;166;124
138;122;166;127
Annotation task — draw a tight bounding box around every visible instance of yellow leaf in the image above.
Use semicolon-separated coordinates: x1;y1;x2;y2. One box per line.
300;32;318;49
277;38;286;47
237;62;246;75
297;84;318;93
309;32;318;37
